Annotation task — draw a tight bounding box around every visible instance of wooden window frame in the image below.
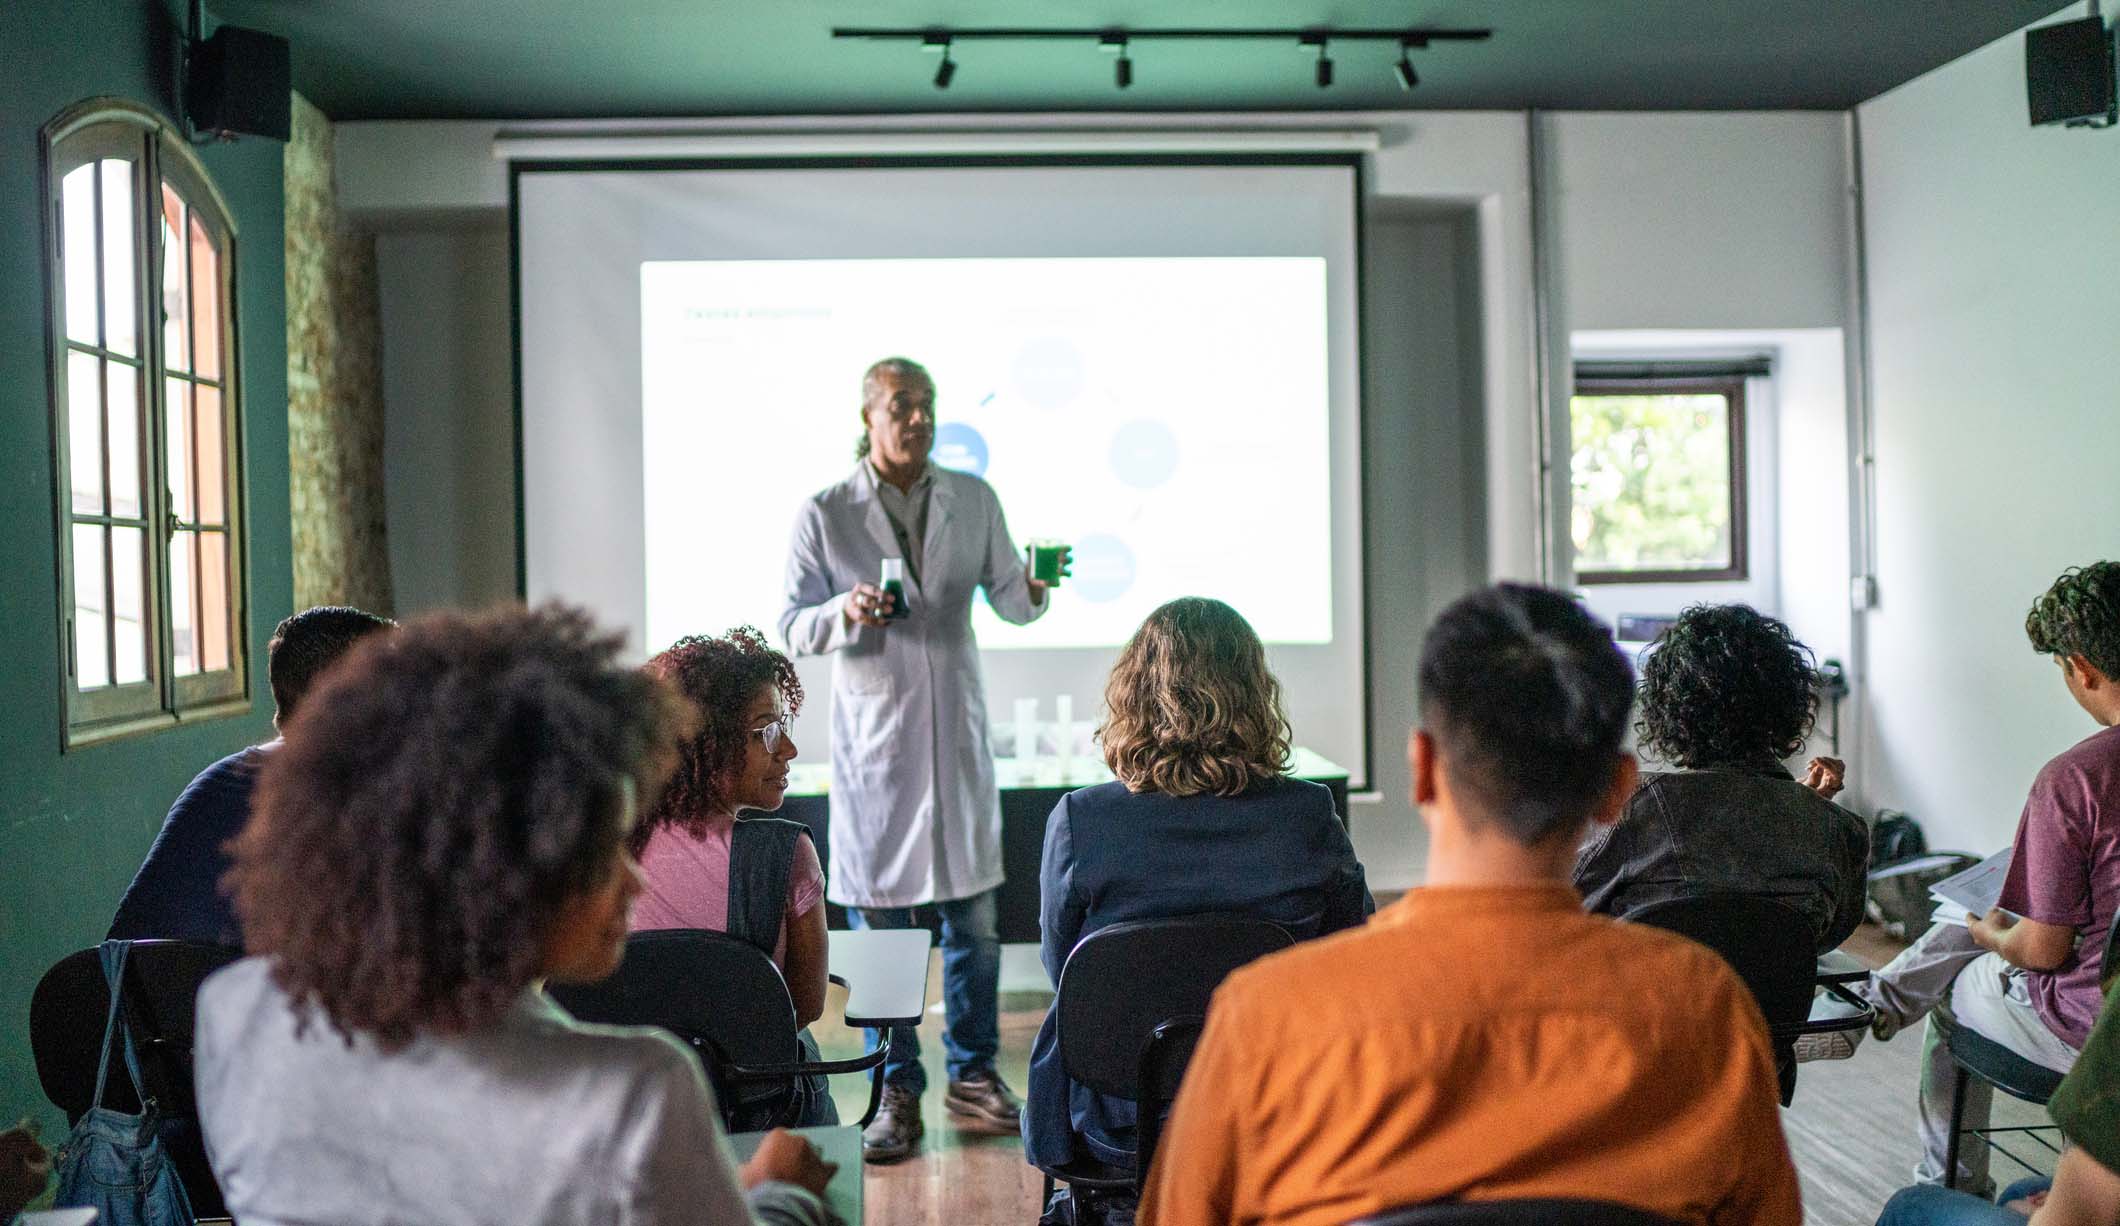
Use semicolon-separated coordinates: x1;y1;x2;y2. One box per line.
1571;374;1749;586
44;99;250;748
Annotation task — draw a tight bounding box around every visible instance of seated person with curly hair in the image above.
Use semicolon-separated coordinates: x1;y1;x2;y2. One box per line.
1862;561;2120;1197
194;605;835;1226
1026;597;1372;1221
1573;603;1869;954
630;627;835;1126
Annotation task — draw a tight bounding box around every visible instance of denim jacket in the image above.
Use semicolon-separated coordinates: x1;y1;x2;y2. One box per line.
1572;758;1870;953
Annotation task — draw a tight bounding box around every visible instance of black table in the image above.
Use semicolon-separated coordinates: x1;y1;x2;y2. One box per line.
779;750;1351;943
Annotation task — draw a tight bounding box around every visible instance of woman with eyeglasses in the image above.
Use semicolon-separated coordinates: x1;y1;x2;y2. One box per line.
631;627;836;1125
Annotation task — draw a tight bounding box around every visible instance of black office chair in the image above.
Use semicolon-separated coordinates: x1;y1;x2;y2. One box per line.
547;928;888;1130
1349;1199;1683;1226
1623;893;1872;1105
31;940;243;1220
1036;914;1297;1209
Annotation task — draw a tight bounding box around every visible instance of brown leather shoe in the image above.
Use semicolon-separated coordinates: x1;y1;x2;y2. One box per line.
944;1069;1022;1131
861;1084;924;1164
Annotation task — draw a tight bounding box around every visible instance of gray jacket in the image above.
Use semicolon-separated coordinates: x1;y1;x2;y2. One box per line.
1573;760;1871;953
195;957;827;1226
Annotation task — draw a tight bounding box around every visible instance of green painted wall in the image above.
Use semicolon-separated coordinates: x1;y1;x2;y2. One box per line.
0;0;290;1124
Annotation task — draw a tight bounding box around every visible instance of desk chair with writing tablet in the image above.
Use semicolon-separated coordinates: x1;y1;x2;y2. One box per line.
31;940;243;1221
1935;904;2120;1190
1623;893;1873;1105
547;929;890;1132
1038;913;1296;1208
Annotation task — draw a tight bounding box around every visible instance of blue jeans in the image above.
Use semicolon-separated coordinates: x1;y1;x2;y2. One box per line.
851;888;1000;1091
1876;1178;2051;1226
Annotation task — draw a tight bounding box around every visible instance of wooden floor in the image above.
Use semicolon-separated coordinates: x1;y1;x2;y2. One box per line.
812;924;2059;1226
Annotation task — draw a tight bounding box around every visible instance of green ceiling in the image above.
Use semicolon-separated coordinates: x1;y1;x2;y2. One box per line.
206;1;2078;120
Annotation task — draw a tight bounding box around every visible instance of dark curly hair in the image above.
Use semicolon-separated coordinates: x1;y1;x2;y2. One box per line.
1638;603;1818;769
229;603;692;1051
636;627;805;848
2026;562;2120;680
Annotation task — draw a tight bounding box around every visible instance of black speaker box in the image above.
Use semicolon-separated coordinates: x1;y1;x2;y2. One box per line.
186;25;292;141
2025;15;2116;127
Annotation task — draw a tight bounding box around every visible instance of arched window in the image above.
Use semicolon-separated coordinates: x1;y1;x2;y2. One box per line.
46;99;247;745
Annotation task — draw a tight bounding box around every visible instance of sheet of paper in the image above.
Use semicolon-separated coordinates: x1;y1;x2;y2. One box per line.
1927;847;2012;920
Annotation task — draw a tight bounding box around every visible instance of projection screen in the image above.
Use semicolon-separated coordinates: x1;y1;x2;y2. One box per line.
514;158;1369;785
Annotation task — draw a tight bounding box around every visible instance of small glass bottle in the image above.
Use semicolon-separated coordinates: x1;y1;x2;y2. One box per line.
880;557;912;621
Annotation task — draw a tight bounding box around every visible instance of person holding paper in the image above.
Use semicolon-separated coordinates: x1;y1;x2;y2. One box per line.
779;357;1064;1164
1863;561;2120;1196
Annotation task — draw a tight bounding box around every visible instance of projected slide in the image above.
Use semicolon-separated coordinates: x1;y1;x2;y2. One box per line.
640;257;1332;653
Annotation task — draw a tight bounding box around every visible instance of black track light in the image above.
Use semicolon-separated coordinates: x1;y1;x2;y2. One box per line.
1314;42;1334;88
934;53;956;88
1394;50;1419;91
1100;32;1132;89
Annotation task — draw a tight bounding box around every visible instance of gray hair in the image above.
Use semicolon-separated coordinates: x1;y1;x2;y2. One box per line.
855;357;933;460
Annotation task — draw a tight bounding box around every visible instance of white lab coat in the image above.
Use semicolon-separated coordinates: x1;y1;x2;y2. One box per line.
779;464;1047;909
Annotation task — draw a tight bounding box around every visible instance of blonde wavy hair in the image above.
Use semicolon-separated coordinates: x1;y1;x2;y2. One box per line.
1099;597;1292;797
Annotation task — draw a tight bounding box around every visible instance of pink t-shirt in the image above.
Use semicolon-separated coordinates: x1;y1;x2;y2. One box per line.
1998;723;2120;1049
630;816;825;966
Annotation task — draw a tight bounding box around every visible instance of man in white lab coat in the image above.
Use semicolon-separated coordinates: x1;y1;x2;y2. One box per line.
780;357;1060;1164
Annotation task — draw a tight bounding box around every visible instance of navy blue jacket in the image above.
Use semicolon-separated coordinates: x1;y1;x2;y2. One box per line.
108;744;270;946
1023;775;1373;1171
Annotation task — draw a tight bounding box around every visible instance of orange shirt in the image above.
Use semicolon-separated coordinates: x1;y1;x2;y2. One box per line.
1139;883;1801;1226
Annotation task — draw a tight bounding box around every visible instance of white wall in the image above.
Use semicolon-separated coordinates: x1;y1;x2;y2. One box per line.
1855;5;2120;851
1546;112;1851;333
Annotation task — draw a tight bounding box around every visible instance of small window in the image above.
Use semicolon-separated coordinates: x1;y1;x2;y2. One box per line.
46;100;247;745
1569;375;1747;584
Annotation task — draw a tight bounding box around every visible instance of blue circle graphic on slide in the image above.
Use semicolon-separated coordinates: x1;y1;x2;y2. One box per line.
1010;337;1086;410
1069;533;1137;604
1109;419;1180;489
932;423;989;476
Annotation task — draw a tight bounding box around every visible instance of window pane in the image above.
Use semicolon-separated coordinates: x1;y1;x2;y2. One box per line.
62;164;99;346
170;530;197;677
68;350;103;515
199;532;230;673
161;185;189;374
1569;392;1734;574
107;361;141;519
100;159;136;358
167;376;193;522
189;213;221;382
73;523;109;690
195;383;225;526
111;525;147;685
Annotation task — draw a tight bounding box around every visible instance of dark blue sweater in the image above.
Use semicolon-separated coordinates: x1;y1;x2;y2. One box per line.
1023;775;1373;1171
108;744;270;945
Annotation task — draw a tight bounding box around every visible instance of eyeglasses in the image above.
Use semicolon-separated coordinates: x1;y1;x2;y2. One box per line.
749;715;791;754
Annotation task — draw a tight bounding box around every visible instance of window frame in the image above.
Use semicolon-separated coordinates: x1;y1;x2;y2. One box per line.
44;99;250;748
1570;374;1749;586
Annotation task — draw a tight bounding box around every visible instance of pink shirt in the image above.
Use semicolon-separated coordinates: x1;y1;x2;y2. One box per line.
1998;723;2120;1049
630;816;826;966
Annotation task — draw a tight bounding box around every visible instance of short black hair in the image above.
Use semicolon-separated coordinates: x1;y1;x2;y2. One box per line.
268;606;394;720
2026;562;2120;681
1417;583;1636;845
1638;604;1818;769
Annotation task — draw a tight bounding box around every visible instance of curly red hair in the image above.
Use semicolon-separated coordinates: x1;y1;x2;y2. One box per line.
636;627;805;848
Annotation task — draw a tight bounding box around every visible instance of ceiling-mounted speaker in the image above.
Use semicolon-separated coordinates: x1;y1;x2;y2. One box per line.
186;25;292;141
2025;15;2116;127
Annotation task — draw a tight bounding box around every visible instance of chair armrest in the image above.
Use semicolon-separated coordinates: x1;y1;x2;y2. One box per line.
722;1046;886;1083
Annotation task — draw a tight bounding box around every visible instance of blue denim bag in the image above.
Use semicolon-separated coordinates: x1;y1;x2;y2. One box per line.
51;941;194;1226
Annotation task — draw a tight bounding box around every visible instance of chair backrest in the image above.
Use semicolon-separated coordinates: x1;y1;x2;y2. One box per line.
1621;894;1816;1033
1349;1199;1683;1226
1054;914;1295;1099
30;940;243;1217
545;929;800;1124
